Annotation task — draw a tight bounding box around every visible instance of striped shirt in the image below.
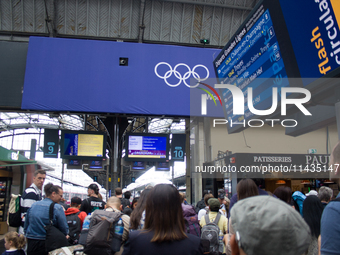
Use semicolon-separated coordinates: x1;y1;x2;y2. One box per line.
19;183;42;234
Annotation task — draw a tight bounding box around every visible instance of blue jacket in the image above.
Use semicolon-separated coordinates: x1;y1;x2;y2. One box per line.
24;198;69;240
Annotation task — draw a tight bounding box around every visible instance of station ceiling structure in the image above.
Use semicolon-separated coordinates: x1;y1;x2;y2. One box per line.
0;0;258;47
0;0;258;187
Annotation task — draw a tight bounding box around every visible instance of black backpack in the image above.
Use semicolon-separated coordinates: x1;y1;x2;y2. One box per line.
195;199;206;214
120;198;130;209
66;211;81;245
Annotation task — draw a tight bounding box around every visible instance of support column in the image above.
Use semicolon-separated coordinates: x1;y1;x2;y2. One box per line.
185;118;191;204
335;101;340;141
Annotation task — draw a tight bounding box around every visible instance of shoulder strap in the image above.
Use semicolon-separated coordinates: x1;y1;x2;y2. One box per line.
76;211;81;216
193;222;200;236
49;202;56;224
204;214;210;224
213;213;221;225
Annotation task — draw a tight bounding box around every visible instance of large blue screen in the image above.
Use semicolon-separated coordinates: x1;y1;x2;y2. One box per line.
22;37;223;117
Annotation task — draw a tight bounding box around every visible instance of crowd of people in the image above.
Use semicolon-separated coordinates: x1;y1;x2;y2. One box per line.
3;141;340;255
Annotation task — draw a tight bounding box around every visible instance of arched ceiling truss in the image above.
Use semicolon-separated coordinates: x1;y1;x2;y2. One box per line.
0;0;258;47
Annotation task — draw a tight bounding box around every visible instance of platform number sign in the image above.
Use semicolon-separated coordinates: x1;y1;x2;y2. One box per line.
43;129;59;158
171;134;186;162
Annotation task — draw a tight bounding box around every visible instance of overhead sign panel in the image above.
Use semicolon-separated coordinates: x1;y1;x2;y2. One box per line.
171;134;186;162
43;129;59;158
213;0;340;134
22;37;222;117
214;2;290;133
279;0;340;83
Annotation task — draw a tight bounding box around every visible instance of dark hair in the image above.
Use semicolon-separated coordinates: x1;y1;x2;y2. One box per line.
88;184;99;195
131;197;139;210
4;232;26;249
115;187;122;196
204;193;214;206
237;179;259;200
202;190;210;197
252;178;264;188
303;196;324;238
44;183;62;197
144;184;187;242
273;186;292;204
34;169;46;177
130;188;153;230
124;191;131;199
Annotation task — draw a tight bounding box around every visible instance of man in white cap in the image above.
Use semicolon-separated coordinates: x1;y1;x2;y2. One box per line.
229;195;310;255
306;190;318;197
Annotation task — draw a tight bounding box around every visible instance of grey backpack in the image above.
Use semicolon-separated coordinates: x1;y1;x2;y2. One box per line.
201;213;221;253
84;209;123;255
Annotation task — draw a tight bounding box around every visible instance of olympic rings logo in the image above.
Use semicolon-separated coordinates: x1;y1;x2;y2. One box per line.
154;62;209;88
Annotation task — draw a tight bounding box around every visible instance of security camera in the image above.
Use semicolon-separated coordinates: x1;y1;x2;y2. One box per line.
119;57;128;66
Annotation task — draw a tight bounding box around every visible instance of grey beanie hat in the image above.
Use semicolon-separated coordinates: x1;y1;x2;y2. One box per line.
230;195;311;255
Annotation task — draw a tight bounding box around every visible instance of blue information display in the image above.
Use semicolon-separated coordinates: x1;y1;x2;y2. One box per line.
156;162;170;171
132;161;146;170
214;0;340;134
214;5;289;133
127;135;168;160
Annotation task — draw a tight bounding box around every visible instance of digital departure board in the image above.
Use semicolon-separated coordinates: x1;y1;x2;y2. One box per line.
214;0;340;134
125;133;169;161
214;5;289;133
61;130;107;160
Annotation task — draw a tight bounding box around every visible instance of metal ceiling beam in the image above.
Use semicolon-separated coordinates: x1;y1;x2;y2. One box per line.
159;0;253;11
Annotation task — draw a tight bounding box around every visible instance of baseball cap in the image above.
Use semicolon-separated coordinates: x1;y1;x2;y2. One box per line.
306;190;318;196
88;183;99;192
71;197;82;205
208;198;220;212
230;196;311;255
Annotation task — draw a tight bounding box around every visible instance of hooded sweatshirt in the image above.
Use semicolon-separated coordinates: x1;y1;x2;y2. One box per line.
64;207;87;230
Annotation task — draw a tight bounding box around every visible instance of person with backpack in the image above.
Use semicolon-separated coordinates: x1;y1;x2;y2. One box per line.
84;196;130;255
200;198;228;255
80;184;106;214
64;197;87;245
180;192;200;237
24;183;68;255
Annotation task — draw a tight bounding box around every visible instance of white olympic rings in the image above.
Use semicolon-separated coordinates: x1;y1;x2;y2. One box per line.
154;62;210;88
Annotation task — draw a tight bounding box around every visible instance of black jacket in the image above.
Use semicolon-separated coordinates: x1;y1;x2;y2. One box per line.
122;230;203;255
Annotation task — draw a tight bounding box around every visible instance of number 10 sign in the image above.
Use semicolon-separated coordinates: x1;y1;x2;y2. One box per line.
171;134;186;162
